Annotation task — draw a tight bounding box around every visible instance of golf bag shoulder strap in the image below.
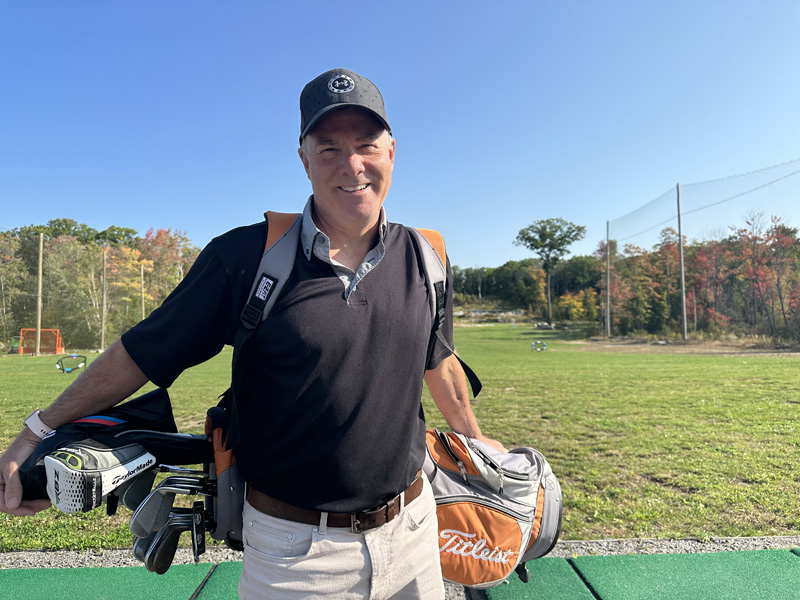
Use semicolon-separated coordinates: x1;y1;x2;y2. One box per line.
243;216;453;337
265;211;299;250
239;211;303;330
408;228;482;397
414;228;447;266
224;212;302;443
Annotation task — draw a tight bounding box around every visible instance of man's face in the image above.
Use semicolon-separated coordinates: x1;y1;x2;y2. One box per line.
299;107;395;230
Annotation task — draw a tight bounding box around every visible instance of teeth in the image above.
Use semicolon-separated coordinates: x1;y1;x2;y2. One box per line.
341;184;368;192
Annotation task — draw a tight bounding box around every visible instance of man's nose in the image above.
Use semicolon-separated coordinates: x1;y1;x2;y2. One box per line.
340;151;365;176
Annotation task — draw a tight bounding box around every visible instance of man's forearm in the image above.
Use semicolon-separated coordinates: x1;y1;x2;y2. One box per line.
425;354;507;452
37;338;149;430
425;354;483;438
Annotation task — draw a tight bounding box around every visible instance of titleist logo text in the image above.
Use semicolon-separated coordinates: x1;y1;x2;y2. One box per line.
439;529;515;564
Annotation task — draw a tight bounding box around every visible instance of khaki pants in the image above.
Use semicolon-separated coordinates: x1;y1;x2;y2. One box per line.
238;476;445;600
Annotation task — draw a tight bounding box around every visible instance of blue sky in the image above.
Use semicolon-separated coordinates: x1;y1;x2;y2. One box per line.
2;1;799;267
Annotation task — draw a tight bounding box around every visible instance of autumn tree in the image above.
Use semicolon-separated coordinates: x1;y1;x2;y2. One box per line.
0;231;27;345
735;212;776;336
136;228;200;308
765;218;800;336
515;218;586;324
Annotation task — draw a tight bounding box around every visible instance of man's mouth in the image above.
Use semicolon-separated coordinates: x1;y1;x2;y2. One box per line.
340;183;369;192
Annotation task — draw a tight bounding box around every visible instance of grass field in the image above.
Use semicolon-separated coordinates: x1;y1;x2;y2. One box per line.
1;324;799;551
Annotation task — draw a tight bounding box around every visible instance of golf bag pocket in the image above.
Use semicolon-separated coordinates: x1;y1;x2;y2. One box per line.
423;429;562;589
205;406;245;550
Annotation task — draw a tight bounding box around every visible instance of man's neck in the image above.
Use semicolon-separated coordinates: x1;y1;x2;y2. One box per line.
312;205;382;271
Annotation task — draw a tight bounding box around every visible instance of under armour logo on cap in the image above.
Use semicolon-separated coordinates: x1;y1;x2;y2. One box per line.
328;74;355;94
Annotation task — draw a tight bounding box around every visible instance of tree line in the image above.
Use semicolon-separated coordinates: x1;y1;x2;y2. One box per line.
604;214;800;341
453;217;598;325
0;219;199;351
4;213;798;351
451;258;601;324
454;213;800;343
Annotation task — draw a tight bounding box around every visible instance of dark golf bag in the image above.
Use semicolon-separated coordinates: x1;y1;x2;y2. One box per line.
19;388;243;573
20;388;210;507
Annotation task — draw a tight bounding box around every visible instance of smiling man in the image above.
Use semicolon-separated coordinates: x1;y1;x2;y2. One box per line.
298;105;395;271
0;68;503;599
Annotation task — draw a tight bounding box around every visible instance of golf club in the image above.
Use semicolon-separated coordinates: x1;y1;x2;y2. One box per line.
143;514;194;574
129;477;209;538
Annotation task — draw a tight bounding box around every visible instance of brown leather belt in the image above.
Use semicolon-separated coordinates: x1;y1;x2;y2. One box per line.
246;473;424;534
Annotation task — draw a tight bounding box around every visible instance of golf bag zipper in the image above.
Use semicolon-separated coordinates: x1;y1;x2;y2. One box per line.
437;495;533;523
436;430;469;482
463;437;531;495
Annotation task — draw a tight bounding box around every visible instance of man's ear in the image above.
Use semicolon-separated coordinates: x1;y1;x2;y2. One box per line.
298;146;311;179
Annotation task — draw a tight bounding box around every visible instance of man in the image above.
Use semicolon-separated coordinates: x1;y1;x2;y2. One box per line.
0;68;503;599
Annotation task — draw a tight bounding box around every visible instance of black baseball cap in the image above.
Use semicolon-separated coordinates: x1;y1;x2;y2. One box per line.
299;68;391;144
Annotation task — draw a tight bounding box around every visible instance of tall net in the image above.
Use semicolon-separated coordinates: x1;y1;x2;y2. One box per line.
604;158;800;340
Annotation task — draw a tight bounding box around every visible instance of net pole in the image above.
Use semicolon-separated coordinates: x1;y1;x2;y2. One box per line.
140;261;145;320
677;184;688;340
606;221;611;337
35;233;43;356
101;246;107;351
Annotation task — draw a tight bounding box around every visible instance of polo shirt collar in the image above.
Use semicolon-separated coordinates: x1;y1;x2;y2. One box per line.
300;196;388;262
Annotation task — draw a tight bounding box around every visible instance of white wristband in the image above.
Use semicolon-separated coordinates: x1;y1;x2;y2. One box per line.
24;410;54;439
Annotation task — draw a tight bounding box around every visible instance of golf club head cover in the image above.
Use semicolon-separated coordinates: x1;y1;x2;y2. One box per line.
44;439;156;513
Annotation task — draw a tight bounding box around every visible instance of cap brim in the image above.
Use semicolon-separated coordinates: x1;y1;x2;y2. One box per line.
300;104;391;142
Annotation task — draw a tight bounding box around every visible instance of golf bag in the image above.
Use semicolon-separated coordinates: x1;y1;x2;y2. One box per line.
19;388;211;509
423;429;562;589
19;388;240;573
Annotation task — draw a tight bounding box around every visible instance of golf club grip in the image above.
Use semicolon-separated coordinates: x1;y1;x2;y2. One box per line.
20;465;48;501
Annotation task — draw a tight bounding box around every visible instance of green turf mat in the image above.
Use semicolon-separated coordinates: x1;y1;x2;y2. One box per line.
483;557;596;600
194;561;242;598
0;564;213;600
572;550;800;600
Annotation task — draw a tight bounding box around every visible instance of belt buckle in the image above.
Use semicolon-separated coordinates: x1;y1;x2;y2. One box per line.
351;497;398;534
351;513;362;534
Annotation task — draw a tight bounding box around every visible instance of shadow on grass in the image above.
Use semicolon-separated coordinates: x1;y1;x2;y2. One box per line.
519;322;598;341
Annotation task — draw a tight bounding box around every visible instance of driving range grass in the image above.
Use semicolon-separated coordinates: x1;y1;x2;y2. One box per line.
1;324;799;551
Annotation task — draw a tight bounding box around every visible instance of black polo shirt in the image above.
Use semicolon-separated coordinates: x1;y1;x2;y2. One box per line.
121;219;454;512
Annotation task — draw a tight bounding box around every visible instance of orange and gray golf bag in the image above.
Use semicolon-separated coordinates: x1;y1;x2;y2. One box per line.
423;429;562;589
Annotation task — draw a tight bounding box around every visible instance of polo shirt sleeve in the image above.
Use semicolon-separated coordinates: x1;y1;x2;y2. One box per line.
121;242;239;388
426;256;456;370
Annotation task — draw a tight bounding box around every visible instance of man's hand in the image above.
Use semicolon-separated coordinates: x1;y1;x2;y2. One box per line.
0;429;52;516
477;435;508;453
